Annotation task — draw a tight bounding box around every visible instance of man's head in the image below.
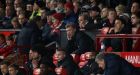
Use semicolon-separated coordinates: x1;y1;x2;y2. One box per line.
0;61;9;75
107;9;117;20
131;2;139;14
30;45;44;60
26;1;33;12
115;4;125;16
16;7;23;16
95;52;105;70
89;6;100;18
40;8;47;20
8;64;19;75
5;5;13;17
78;14;89;29
6;35;14;46
101;7;108;18
55;49;66;61
64;2;74;15
131;12;140;25
39;61;50;75
0;34;6;45
18;13;27;25
65;23;76;40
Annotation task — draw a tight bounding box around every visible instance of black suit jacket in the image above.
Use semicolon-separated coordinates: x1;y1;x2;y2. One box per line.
57;55;82;75
104;53;140;75
66;31;95;54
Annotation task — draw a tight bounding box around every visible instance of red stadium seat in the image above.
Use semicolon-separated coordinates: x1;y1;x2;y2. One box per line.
71;54;80;64
78;54;88;68
53;53;58;65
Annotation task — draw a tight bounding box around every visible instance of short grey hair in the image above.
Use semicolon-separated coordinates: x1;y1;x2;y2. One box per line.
95;52;105;62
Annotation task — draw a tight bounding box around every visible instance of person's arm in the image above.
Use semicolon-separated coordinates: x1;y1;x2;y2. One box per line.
104;60;120;75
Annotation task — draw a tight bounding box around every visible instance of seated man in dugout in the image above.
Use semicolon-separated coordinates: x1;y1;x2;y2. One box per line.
65;23;95;55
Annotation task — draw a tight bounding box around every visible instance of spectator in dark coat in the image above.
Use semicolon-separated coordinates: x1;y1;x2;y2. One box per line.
55;49;83;75
95;52;140;75
66;23;95;54
63;2;78;28
17;13;42;52
131;12;140;51
40;60;56;75
101;9;117;28
8;64;24;75
78;14;96;31
103;17;132;51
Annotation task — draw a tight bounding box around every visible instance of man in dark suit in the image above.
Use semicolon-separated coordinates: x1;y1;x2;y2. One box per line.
65;23;95;54
17;13;42;52
55;49;82;75
95;52;140;75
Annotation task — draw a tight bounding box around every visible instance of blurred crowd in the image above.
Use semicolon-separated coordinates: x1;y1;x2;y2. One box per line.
0;0;140;75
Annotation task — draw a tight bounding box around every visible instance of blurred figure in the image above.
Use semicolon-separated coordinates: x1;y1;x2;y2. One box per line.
8;64;23;75
0;34;7;49
14;0;22;10
26;1;34;19
11;17;21;29
0;61;9;75
81;52;103;75
103;17;132;51
63;2;78;26
55;49;82;75
131;12;140;51
2;5;14;29
15;7;24;17
29;1;45;20
131;2;140;14
78;13;96;30
95;52;140;75
102;8;117;29
101;7;108;19
39;61;56;75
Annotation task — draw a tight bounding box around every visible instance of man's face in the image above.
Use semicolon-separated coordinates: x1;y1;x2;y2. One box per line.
8;67;17;75
108;11;116;20
29;50;33;60
32;51;40;59
66;26;76;40
0;37;5;45
55;51;65;61
90;11;98;18
78;16;86;28
6;6;12;16
96;60;105;70
131;14;140;25
101;8;108;18
40;64;47;75
18;14;25;25
16;7;22;16
26;4;33;11
40;9;47;19
0;64;8;74
131;2;139;14
115;19;122;30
